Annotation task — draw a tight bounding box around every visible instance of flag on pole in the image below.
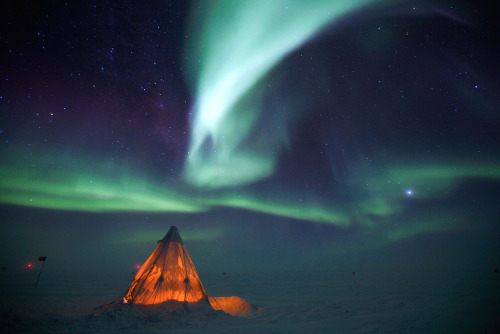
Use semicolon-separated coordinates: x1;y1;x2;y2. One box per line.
35;256;47;288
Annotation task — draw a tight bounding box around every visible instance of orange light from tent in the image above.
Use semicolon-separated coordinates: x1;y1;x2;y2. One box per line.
209;296;255;317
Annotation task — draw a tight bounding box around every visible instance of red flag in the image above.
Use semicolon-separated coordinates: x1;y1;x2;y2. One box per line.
38;256;47;261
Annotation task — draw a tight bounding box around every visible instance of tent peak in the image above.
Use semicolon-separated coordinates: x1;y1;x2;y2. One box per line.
158;225;183;244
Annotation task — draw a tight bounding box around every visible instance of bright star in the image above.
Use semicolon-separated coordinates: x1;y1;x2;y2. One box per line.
406;189;413;196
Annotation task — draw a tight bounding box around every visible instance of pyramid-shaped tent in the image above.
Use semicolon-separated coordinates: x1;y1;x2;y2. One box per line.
124;226;208;305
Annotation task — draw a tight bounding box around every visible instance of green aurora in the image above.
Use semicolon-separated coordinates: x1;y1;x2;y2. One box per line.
1;0;499;250
183;0;376;188
1;143;498;232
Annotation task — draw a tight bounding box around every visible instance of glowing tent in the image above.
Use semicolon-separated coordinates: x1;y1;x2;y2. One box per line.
115;225;258;317
124;226;208;305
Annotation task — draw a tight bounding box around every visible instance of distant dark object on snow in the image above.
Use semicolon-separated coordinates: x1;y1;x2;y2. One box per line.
352;272;355;275
1;266;5;270
494;268;498;274
223;272;226;275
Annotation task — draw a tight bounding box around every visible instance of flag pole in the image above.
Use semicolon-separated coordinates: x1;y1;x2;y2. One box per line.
34;257;47;288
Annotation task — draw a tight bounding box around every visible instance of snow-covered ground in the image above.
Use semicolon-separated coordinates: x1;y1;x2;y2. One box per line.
1;268;499;333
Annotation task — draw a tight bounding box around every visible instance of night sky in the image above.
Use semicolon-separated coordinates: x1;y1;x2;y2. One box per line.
1;0;499;282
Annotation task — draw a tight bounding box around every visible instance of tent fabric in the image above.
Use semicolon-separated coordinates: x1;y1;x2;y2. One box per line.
124;226;208;305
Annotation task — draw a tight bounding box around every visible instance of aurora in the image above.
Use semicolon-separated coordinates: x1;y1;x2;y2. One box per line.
182;0;376;188
1;144;498;229
1;2;499;331
0;0;498;245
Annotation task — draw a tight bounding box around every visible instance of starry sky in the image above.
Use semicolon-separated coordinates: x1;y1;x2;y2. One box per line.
1;0;499;280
